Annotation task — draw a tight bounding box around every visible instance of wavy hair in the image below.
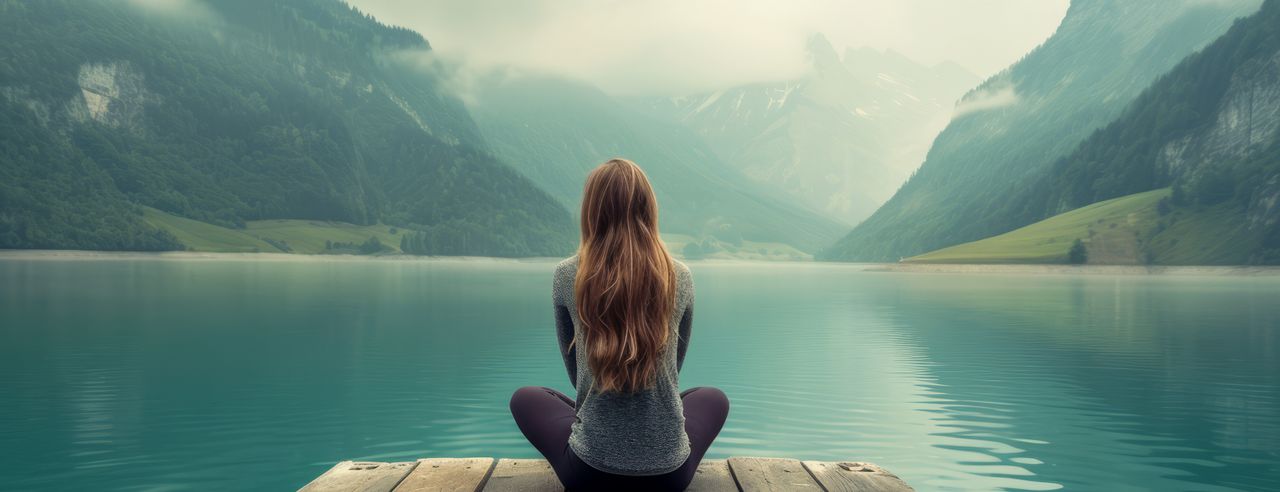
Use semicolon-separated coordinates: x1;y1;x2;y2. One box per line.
575;158;677;393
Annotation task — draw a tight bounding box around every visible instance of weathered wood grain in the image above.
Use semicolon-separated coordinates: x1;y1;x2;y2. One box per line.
728;457;821;491
393;458;495;492
685;459;737;491
480;459;562;492
802;461;913;492
303;457;914;491
298;461;416;492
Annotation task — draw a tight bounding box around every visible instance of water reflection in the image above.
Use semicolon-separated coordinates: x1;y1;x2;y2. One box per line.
862;272;1280;491
0;258;1277;490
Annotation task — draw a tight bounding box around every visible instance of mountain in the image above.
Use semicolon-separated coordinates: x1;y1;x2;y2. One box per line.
0;0;575;256
821;0;1262;261
1004;0;1280;264
638;35;979;225
467;74;846;255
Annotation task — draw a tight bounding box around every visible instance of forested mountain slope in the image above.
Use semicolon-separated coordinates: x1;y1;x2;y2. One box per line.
1013;0;1280;264
821;0;1261;261
0;0;574;256
469;75;846;254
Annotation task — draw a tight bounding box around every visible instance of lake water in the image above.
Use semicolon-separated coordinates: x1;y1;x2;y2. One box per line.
1;255;1278;491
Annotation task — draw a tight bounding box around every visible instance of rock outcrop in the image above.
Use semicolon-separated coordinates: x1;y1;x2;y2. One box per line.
67;61;155;131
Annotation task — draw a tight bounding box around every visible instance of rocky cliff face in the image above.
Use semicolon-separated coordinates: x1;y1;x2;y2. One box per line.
3;61;155;131
1160;49;1280;234
67;61;154;131
1252;176;1280;232
1162;52;1280;174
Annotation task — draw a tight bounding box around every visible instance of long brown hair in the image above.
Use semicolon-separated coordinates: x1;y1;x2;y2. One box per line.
575;158;677;394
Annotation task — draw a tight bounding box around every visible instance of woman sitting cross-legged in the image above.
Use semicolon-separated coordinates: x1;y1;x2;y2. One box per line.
510;158;730;491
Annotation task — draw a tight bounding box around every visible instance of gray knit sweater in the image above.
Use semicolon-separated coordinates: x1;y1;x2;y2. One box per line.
553;255;695;476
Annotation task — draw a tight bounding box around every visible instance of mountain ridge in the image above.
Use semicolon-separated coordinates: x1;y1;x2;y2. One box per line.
467;72;847;254
1017;0;1280;264
821;0;1262;261
637;34;979;226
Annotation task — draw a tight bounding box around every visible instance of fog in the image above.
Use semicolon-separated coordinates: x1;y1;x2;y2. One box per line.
348;0;1068;96
127;0;215;20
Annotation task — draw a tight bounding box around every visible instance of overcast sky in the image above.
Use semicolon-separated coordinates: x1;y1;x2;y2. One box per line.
348;0;1069;96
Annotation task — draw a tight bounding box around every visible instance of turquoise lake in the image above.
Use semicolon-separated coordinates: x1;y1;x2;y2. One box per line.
1;256;1278;491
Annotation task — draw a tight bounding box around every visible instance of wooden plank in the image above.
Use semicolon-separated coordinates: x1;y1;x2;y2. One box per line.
686;459;738;491
299;461;417;492
304;457;914;491
802;461;913;492
394;458;496;492
480;459;562;492
728;457;821;491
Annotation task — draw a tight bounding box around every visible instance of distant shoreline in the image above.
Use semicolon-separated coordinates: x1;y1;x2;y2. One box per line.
866;262;1280;276
3;250;1278;276
0;249;559;263
0;249;794;264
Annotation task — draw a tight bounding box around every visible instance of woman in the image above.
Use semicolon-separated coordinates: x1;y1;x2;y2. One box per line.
510;158;730;490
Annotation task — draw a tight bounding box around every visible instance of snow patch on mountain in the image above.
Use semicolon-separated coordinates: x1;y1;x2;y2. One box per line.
637;36;979;225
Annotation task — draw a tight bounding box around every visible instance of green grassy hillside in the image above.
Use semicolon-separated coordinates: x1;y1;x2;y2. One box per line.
1146;203;1263;265
905;189;1170;264
907;188;1270;265
142;208;279;253
245;220;406;255
660;233;811;261
144;208;411;255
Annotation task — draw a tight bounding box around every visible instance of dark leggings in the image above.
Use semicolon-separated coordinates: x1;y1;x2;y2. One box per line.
509;386;730;491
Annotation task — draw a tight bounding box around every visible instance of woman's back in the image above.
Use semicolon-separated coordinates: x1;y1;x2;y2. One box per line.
510;158;727;490
553;255;696;475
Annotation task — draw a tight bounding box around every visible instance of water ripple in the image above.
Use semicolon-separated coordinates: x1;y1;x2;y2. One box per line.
0;258;1277;490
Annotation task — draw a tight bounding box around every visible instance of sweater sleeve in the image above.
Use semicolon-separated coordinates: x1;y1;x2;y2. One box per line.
676;303;693;372
555;303;577;384
675;263;694;372
553;260;578;385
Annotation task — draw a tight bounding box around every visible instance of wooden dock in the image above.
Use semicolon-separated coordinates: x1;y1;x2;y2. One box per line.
299;457;913;491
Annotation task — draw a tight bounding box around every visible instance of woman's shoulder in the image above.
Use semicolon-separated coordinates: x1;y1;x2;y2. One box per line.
552;256;576;305
552;256;579;302
555;255;579;277
672;259;694;303
672;258;692;279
